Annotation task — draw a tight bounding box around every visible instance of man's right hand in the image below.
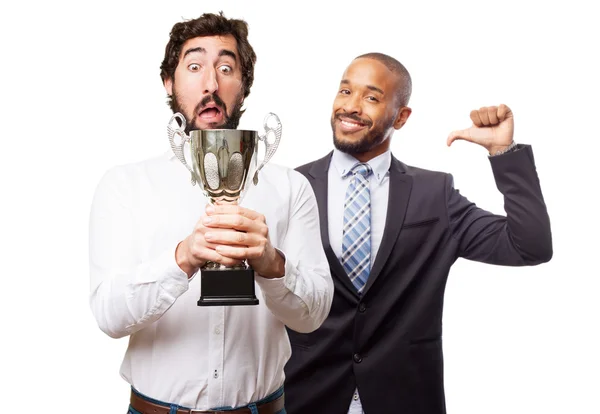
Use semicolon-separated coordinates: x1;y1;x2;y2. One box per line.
175;205;244;278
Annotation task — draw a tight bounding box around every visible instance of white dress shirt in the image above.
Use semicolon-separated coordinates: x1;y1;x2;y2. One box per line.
327;149;391;414
89;150;333;410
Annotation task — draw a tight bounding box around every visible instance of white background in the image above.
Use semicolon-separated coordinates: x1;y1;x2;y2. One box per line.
1;0;598;412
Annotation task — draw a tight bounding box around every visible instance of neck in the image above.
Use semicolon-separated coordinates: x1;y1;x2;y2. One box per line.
351;139;390;163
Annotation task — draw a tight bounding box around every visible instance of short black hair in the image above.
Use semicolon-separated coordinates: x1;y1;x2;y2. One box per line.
355;52;412;107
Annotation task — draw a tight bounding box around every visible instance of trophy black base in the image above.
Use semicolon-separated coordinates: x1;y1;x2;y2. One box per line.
197;266;259;306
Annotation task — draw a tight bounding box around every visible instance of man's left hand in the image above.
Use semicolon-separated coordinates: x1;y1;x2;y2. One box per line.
447;104;515;154
202;204;285;279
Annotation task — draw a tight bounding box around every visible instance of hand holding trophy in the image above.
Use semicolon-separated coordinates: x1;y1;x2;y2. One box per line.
168;112;282;306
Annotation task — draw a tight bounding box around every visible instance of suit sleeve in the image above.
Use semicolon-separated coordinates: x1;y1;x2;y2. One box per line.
447;145;552;266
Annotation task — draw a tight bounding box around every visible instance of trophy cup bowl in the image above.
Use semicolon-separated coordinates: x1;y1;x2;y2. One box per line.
168;112;282;306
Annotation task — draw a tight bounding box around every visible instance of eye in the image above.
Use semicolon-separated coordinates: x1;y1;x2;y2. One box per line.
219;65;233;74
366;96;378;102
188;63;201;72
339;89;350;95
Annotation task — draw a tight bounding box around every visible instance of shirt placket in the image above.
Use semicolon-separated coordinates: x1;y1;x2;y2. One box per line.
207;305;225;408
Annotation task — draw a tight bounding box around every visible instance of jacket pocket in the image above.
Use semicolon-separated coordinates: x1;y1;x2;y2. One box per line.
402;217;440;229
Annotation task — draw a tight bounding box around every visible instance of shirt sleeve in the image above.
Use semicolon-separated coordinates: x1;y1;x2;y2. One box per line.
89;167;190;339
255;172;334;333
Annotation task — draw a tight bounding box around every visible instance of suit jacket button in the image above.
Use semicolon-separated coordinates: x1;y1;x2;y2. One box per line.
353;353;363;363
358;303;366;313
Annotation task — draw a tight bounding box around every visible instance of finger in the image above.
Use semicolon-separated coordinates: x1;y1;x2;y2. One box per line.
487;106;499;125
216;244;268;260
191;226;216;249
190;245;242;267
243;245;269;260
204;215;268;238
203;214;252;231
478;107;491;126
205;229;260;247
470;110;483;127
206;204;241;216
206;204;264;222
447;128;472;146
497;104;512;122
215;244;251;260
212;254;245;267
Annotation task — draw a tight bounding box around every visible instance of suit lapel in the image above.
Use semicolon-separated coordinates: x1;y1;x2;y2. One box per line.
363;155;412;295
307;153;361;297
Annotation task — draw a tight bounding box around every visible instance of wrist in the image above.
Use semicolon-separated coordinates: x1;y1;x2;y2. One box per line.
256;248;285;279
175;240;199;278
489;141;517;156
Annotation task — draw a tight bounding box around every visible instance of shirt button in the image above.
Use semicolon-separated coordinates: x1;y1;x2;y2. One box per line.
353;393;359;401
213;370;218;378
214;327;221;334
353;353;362;363
358;303;366;313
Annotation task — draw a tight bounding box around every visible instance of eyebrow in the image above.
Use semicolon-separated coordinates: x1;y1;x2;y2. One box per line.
183;47;238;62
366;85;384;94
218;49;237;61
340;80;384;95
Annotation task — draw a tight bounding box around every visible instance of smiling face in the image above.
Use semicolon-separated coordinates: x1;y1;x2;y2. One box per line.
331;57;411;161
164;35;244;131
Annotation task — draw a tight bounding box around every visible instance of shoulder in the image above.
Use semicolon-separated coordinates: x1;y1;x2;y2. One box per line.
391;156;453;195
394;156;450;180
94;152;172;194
258;162;311;191
295;153;332;177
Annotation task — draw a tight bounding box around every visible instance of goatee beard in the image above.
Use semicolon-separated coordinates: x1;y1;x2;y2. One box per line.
333;133;378;154
331;114;379;154
331;114;393;155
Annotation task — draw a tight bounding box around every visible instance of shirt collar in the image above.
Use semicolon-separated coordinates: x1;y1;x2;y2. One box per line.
331;148;391;184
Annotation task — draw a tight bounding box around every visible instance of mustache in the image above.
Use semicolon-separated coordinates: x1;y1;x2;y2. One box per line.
335;113;372;127
195;93;228;114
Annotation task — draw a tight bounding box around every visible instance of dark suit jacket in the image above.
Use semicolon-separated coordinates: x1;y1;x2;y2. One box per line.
284;145;552;414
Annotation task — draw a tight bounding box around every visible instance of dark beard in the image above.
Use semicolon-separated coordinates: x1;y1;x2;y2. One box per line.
331;113;389;155
170;91;244;133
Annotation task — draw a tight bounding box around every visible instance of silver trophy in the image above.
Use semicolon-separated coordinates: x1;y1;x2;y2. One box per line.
168;112;282;306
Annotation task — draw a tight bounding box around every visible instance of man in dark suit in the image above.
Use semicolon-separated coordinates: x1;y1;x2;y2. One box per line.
284;52;552;414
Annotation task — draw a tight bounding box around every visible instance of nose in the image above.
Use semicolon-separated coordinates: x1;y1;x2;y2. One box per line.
341;93;361;115
201;66;219;95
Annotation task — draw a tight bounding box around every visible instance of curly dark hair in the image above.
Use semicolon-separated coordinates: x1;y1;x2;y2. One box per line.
160;12;257;107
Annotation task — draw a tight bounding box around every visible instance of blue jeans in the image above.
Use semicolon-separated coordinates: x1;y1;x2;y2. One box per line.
128;386;286;414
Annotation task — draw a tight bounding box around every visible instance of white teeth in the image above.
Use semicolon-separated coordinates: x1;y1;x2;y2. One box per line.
341;120;362;128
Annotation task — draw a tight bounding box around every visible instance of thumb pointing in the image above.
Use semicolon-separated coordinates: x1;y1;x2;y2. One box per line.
447;128;472;147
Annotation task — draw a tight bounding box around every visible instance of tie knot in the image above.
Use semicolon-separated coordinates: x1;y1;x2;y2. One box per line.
348;163;372;178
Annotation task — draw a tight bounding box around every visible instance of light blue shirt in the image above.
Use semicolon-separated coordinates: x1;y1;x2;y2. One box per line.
327;148;391;413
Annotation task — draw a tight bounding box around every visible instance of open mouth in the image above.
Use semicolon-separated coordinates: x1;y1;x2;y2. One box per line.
198;104;224;122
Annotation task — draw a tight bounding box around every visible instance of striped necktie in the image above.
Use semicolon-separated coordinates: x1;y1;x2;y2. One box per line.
342;163;372;293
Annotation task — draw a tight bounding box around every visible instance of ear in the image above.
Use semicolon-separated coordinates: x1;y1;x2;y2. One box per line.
164;77;173;96
393;107;412;130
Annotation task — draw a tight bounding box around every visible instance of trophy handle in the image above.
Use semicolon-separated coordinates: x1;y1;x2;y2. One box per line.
168;113;197;185
255;112;282;185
